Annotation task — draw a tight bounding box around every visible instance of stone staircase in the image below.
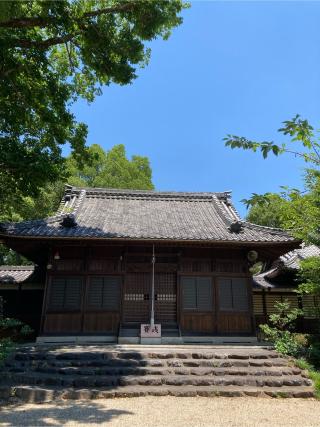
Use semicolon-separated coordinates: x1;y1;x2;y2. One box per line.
0;345;315;402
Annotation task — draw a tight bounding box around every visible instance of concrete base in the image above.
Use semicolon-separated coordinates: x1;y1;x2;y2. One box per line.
140;337;162;345
36;335;257;345
161;336;184;345
118;337;140;345
182;336;258;344
36;336;117;344
118;337;183;345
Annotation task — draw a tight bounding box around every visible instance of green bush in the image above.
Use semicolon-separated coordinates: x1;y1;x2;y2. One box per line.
260;299;320;398
0;338;14;366
0;317;34;366
295;358;320;399
0;317;25;329
0;317;33;341
306;336;320;369
260;299;304;356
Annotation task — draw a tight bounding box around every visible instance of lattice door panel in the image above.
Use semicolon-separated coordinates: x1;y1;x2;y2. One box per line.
155;273;177;323
122;273;150;323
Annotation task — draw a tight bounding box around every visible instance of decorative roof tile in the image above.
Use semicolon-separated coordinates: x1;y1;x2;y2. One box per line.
0;266;36;284
0;186;297;244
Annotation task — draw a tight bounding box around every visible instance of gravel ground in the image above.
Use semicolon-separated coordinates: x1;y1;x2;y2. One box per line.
1;397;320;427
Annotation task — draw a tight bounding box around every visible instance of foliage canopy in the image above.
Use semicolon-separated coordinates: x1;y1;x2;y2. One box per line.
0;0;186;207
67;144;154;190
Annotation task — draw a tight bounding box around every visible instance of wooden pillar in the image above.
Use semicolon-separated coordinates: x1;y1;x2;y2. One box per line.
262;289;267;323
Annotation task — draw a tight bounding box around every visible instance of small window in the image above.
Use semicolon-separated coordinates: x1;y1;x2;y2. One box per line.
48;277;82;310
87;276;121;310
181;276;212;311
218;278;248;311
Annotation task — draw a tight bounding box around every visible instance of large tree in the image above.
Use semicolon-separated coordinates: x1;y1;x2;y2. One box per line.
0;0;186;210
225;115;320;244
67;143;154;190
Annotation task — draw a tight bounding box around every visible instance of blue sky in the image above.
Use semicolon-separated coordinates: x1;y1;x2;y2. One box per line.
72;1;320;217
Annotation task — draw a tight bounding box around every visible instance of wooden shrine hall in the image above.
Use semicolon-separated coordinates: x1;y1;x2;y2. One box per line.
0;186;299;344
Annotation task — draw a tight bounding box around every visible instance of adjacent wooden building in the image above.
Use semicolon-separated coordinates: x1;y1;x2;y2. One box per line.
0;186;299;343
0;265;44;337
253;245;320;334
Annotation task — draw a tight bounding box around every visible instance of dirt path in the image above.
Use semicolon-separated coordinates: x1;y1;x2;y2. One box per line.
1;396;320;427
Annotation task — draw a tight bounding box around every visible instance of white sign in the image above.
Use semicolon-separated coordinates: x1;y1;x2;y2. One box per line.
140;324;161;338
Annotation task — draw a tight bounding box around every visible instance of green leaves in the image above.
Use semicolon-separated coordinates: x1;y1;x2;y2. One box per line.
224;115;320;166
0;0;186;206
279;114;314;148
245;174;320;243
225;117;320;244
241;193;275;209
66;143;154;190
298;256;320;296
224;135;284;159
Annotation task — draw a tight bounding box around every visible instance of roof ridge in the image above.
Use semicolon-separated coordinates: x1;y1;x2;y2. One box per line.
59;188;86;216
68;186;232;199
243;221;293;236
210;194;237;226
0;265;35;271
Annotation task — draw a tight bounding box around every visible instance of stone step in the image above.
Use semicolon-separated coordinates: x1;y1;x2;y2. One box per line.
117;375;312;388
12;350;283;362
13;365;304;378
7;371;312;388
1;346;314;403
6;357;289;369
0;384;314;403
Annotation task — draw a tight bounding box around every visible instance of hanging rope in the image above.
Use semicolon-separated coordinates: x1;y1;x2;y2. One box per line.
150;244;155;327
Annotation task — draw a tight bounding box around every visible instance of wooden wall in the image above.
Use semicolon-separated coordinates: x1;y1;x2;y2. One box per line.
41;244;255;336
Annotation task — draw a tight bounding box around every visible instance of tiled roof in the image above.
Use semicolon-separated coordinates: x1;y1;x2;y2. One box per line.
253;244;320;289
0;266;36;284
0;186;297;244
279;245;320;269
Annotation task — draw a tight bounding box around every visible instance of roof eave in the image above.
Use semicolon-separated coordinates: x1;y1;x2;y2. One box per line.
1;233;300;246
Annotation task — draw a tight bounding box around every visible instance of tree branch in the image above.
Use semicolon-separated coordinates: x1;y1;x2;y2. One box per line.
309;141;320;163
12;33;76;49
282;148;320;166
0;17;50;28
0;2;137;29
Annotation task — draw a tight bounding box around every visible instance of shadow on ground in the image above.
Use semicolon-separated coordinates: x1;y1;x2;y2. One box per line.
0;400;134;426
